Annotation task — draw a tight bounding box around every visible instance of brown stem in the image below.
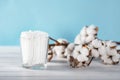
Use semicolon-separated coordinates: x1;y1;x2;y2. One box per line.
87;57;94;66
49;37;60;44
113;41;120;45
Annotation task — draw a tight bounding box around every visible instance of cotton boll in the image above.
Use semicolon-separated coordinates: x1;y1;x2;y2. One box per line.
86;25;98;35
106;47;117;56
99;41;120;65
68;44;92;68
112;54;120;63
52;46;66;58
74;26;87;44
67;43;75;51
64;49;69;57
80;26;87;36
75;45;82;51
74;34;82;44
98;45;107;56
85;35;96;43
89;24;98;30
72;51;80;59
80;35;86;44
80;46;90;56
52;38;69;58
103;58;113;65
64;44;75;61
86;28;96;35
64;43;75;56
72;45;82;58
87;43;94;49
91;39;102;48
57;38;69;44
106;41;117;48
91;48;100;58
101;55;113;64
77;55;89;62
101;55;107;61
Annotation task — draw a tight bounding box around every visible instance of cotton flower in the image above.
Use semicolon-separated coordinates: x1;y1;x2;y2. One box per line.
74;25;98;45
48;38;69;61
57;38;69;44
64;43;75;56
101;55;113;64
74;34;81;44
106;41;117;48
91;39;102;48
112;54;120;64
77;55;89;62
52;39;68;58
97;40;120;65
98;45;107;56
91;48;100;58
85;35;96;43
67;44;92;68
80;26;87;36
86;25;98;35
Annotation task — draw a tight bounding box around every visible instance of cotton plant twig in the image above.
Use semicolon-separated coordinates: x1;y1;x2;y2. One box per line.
49;37;69;47
49;37;60;44
114;41;120;45
87;57;94;66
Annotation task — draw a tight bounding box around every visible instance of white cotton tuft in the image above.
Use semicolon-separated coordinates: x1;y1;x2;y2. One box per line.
106;41;117;48
106;47;117;56
112;54;120;62
80;35;86;44
68;44;92;68
74;34;82;44
85;35;96;43
77;55;88;62
98;45;107;56
91;39;102;48
104;58;113;64
89;24;97;30
80;46;89;56
86;25;98;35
91;48;100;58
101;55;113;64
80;26;87;36
52;46;65;58
64;43;75;56
57;38;68;44
72;51;79;59
74;25;98;45
52;38;69;58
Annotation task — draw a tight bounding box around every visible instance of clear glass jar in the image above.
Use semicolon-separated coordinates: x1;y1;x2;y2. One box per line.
20;31;49;69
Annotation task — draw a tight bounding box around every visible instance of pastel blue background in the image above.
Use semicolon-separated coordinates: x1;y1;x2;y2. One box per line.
0;0;120;45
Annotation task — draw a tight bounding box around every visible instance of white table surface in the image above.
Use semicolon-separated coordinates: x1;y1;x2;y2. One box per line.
0;46;120;80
